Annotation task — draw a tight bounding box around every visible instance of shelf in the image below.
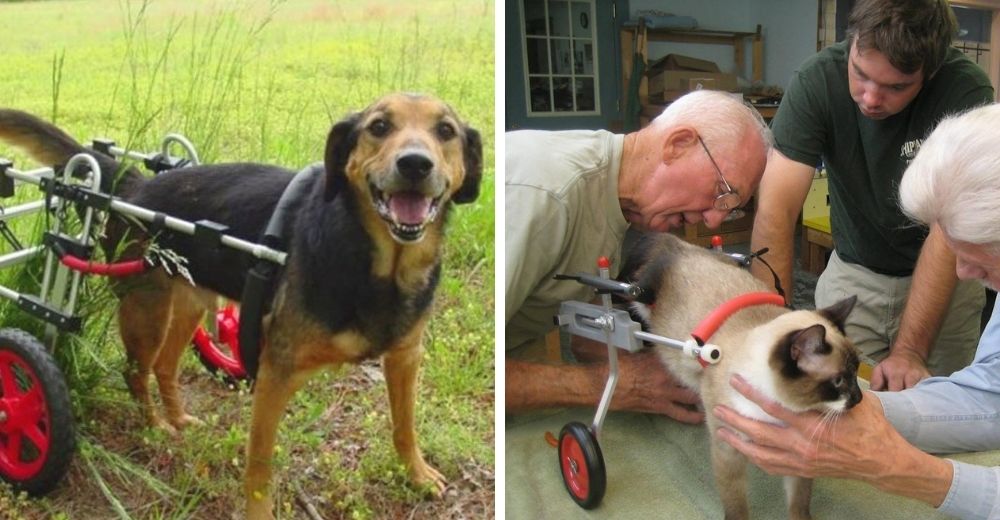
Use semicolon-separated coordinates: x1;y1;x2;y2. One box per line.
621;25;764;123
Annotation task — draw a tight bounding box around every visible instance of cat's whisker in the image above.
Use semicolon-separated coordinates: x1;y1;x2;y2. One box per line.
806;408;841;452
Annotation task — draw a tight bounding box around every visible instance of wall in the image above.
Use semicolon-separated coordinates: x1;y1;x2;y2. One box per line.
628;0;817;91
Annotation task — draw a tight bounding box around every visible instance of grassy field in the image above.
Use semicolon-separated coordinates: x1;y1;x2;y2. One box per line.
0;0;494;518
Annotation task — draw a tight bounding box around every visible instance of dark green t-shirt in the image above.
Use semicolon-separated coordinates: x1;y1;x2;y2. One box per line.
772;41;994;275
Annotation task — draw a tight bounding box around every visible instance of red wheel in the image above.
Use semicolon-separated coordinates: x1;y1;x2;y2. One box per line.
0;328;74;495
192;303;248;384
558;421;606;509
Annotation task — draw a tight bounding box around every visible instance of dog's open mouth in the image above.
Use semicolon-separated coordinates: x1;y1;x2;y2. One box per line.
372;187;442;242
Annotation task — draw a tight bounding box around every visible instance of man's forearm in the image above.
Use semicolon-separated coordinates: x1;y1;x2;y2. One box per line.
866;447;952;508
750;209;796;303
748;151;815;304
505;358;605;412
893;225;958;359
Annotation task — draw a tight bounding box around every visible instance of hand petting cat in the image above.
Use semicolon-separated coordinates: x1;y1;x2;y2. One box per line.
713;374;953;509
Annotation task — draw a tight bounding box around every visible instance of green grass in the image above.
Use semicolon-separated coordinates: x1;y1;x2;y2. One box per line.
0;0;494;518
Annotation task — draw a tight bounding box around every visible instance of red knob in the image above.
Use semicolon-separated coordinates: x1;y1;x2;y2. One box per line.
711;235;723;249
597;256;610;269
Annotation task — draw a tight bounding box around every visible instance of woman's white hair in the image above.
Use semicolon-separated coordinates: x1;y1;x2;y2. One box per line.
899;103;1000;251
649;89;774;158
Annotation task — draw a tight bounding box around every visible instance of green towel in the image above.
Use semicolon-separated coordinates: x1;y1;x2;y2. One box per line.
506;408;1000;518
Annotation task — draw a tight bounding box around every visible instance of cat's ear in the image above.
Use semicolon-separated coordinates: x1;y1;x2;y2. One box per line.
789;324;830;366
628;250;671;307
818;295;857;331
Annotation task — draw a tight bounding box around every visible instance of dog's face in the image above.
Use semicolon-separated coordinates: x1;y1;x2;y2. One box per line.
324;93;482;243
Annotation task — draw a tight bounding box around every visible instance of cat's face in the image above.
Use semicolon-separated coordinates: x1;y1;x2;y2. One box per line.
766;296;863;413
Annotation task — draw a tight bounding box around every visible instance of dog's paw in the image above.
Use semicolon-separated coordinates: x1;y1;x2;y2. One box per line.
169;413;205;430
146;414;181;437
411;462;447;497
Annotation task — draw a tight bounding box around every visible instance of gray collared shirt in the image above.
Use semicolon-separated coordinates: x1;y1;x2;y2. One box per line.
877;298;1000;519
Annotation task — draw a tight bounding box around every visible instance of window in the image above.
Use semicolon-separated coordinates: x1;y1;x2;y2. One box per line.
520;0;599;116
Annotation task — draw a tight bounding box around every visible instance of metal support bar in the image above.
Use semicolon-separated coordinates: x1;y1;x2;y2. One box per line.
97;133;200;173
555;301;644;353
592;263;618;438
0;163;287;266
0;246;45;269
108;199;287;265
0;200;49;221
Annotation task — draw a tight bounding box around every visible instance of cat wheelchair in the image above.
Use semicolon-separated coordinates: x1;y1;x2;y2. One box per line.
0;134;282;495
552;252;784;509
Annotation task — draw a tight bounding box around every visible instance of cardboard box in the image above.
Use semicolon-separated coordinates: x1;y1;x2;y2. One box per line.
672;198;756;247
646;53;737;97
648;53;720;74
649;71;738;96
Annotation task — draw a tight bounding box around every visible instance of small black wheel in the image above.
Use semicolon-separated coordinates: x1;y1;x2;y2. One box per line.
558;421;606;509
0;328;75;495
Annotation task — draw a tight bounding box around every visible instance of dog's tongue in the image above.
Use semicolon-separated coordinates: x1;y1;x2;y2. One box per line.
389;192;432;225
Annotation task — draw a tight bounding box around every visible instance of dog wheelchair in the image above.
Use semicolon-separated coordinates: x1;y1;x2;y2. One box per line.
0;134;285;495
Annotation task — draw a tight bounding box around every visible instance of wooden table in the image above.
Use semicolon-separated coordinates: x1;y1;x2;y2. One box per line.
802;216;832;275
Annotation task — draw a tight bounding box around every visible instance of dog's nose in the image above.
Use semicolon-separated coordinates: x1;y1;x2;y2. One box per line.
396;152;434;181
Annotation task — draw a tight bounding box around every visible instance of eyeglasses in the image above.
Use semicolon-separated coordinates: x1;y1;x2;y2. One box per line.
698;135;741;211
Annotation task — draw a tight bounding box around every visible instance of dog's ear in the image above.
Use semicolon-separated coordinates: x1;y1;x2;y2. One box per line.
323;113;361;201
452;126;482;204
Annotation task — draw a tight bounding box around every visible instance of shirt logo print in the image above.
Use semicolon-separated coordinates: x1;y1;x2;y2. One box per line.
900;139;922;164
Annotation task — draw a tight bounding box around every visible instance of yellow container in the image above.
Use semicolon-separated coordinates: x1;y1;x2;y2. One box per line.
803;173;829;222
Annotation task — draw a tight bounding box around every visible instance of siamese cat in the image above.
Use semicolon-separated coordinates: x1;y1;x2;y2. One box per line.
623;233;862;520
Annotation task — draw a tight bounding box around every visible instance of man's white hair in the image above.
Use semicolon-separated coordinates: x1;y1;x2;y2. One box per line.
899;103;1000;252
648;90;774;159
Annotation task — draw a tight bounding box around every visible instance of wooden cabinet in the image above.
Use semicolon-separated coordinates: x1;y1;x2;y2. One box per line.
670;197;756;248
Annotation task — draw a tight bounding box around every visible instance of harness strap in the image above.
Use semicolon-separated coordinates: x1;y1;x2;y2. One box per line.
747;247;788;304
238;163;323;381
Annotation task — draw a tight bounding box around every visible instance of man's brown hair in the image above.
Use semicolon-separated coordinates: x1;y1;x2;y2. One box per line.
847;0;957;80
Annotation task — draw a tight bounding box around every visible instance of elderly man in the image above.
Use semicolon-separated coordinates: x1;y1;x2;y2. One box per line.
715;103;1000;520
505;89;772;419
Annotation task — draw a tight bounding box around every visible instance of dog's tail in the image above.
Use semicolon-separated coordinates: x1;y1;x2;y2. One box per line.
0;109;143;196
0;109;87;165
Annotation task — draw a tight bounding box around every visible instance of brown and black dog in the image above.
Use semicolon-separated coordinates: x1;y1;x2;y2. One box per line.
0;93;482;519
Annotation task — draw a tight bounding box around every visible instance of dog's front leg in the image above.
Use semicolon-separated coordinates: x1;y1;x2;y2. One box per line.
382;327;446;496
245;358;305;520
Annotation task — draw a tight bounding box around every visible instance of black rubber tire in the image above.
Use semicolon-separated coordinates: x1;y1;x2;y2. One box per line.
558;421;606;509
191;338;246;389
0;328;75;496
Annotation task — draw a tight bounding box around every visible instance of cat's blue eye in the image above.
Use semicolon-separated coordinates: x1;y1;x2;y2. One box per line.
832;376;845;387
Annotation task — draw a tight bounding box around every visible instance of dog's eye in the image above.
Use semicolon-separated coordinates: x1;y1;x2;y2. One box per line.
368;118;391;137
436;122;456;141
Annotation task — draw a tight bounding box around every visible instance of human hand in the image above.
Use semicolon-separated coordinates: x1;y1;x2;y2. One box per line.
613;349;704;424
870;348;930;391
568;337;703;422
712;374;894;481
